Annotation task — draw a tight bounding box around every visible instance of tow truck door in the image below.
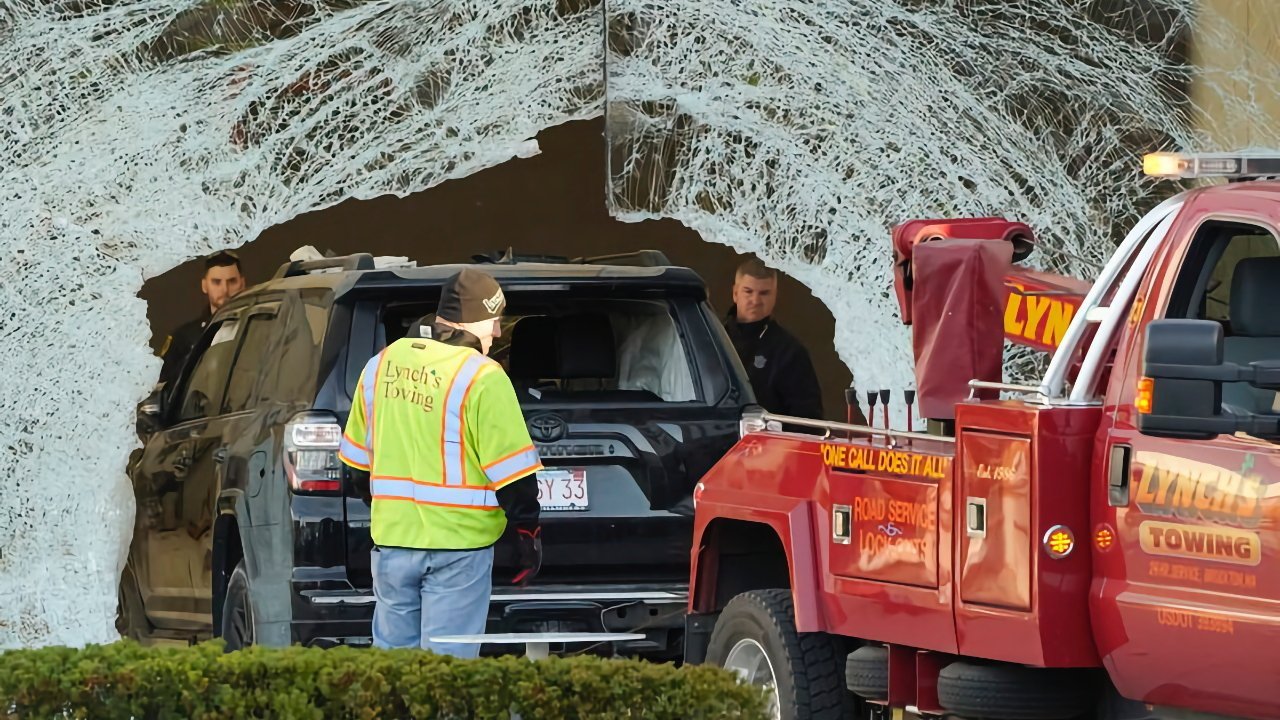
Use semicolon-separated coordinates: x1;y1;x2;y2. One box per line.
1093;206;1280;717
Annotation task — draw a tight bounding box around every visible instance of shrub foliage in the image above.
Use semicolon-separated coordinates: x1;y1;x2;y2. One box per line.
0;641;767;719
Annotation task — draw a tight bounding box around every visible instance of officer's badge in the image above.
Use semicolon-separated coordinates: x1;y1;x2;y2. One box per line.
754;355;767;369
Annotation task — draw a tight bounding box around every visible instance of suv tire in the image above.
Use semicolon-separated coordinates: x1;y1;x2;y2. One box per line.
707;589;855;720
221;561;255;651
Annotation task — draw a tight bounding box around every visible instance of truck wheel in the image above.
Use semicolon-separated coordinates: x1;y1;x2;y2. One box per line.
707;589;855;720
845;645;889;701
937;661;1098;720
220;561;255;652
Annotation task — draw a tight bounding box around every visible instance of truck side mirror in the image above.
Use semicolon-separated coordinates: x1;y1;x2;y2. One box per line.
1138;319;1280;440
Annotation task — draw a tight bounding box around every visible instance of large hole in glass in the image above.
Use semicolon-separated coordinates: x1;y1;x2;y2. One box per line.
140;119;851;419
129;117;850;644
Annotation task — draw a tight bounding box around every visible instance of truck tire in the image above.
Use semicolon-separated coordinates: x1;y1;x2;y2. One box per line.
845;645;889;701
937;661;1098;720
706;589;855;720
220;561;256;651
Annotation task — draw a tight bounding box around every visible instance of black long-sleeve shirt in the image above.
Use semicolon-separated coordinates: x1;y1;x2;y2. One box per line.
724;309;824;420
158;309;212;390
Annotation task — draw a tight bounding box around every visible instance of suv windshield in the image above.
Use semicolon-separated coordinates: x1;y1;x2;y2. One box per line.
381;295;699;404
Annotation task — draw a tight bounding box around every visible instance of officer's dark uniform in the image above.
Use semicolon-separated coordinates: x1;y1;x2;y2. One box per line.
158;309;211;390
724;307;824;419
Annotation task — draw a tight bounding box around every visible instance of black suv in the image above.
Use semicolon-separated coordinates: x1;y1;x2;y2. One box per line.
121;250;754;658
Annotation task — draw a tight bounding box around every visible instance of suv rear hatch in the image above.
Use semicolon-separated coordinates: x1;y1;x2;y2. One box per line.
339;277;747;590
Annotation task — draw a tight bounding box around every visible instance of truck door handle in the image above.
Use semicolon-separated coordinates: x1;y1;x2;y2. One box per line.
1108;444;1132;507
966;498;987;538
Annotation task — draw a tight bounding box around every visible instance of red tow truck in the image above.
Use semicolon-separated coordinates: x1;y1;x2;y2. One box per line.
685;152;1280;720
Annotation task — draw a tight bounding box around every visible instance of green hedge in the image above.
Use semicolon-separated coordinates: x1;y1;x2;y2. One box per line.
0;641;766;719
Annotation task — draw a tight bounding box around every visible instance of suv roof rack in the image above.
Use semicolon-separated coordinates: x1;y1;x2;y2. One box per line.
470;247;673;267
573;250;672;267
470;249;572;265
273;253;376;279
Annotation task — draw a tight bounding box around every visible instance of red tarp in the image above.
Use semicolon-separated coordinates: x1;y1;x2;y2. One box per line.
889;217;1093;419
910;239;1012;420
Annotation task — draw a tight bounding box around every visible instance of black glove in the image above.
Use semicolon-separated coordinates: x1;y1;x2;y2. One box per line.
348;467;372;505
512;526;542;586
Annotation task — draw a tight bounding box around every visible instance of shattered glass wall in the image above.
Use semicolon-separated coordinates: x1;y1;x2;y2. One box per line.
0;0;601;648
604;0;1279;414
1;0;1277;647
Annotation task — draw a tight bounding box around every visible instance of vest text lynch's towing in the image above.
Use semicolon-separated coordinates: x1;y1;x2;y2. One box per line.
686;152;1280;720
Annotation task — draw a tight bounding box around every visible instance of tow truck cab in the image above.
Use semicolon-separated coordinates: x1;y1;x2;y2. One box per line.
687;152;1280;720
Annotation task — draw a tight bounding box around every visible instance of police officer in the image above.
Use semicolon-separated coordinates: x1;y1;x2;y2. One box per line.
158;250;246;389
724;257;825;419
339;268;542;657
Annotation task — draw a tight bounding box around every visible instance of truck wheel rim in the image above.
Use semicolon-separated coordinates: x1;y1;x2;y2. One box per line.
723;638;781;720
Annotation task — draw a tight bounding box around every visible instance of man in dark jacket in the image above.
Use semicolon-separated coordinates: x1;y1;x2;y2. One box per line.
723;258;825;419
158;251;246;389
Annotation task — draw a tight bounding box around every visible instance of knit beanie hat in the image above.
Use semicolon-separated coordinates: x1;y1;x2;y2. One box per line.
436;268;505;323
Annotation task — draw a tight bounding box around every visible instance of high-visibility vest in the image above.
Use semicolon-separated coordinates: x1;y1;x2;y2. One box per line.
338;337;543;550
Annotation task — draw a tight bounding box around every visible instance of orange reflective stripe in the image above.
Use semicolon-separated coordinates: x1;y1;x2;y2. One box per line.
442;354;489;486
456;360;491;487
362;349;386;466
483;444;536;471
483;445;542;489
370;478;501;509
372;496;504;511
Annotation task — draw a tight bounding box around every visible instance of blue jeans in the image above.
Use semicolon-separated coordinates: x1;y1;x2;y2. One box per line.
370;545;493;658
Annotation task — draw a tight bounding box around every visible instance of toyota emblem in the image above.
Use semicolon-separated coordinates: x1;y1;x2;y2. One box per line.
528;414;567;443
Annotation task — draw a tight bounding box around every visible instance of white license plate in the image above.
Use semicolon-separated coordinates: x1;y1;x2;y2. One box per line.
537;468;588;511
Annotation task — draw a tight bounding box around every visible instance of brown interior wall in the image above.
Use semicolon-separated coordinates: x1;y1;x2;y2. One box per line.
140;118;855;420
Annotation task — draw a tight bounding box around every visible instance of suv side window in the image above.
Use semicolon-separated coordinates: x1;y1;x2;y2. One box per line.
175;318;241;423
257;294;330;406
222;310;278;414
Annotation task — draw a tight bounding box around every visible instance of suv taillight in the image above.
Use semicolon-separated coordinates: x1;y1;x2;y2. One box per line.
284;412;343;494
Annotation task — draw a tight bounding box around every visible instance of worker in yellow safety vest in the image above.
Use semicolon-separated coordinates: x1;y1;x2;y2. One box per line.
338;268;543;656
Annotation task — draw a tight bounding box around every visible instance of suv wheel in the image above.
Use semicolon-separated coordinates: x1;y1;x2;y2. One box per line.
221;561;255;651
706;589;856;720
116;565;150;642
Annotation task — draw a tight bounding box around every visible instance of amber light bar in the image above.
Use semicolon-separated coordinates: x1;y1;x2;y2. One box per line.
1143;152;1280;180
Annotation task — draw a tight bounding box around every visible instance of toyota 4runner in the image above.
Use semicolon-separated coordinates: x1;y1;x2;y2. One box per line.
121;249;754;659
